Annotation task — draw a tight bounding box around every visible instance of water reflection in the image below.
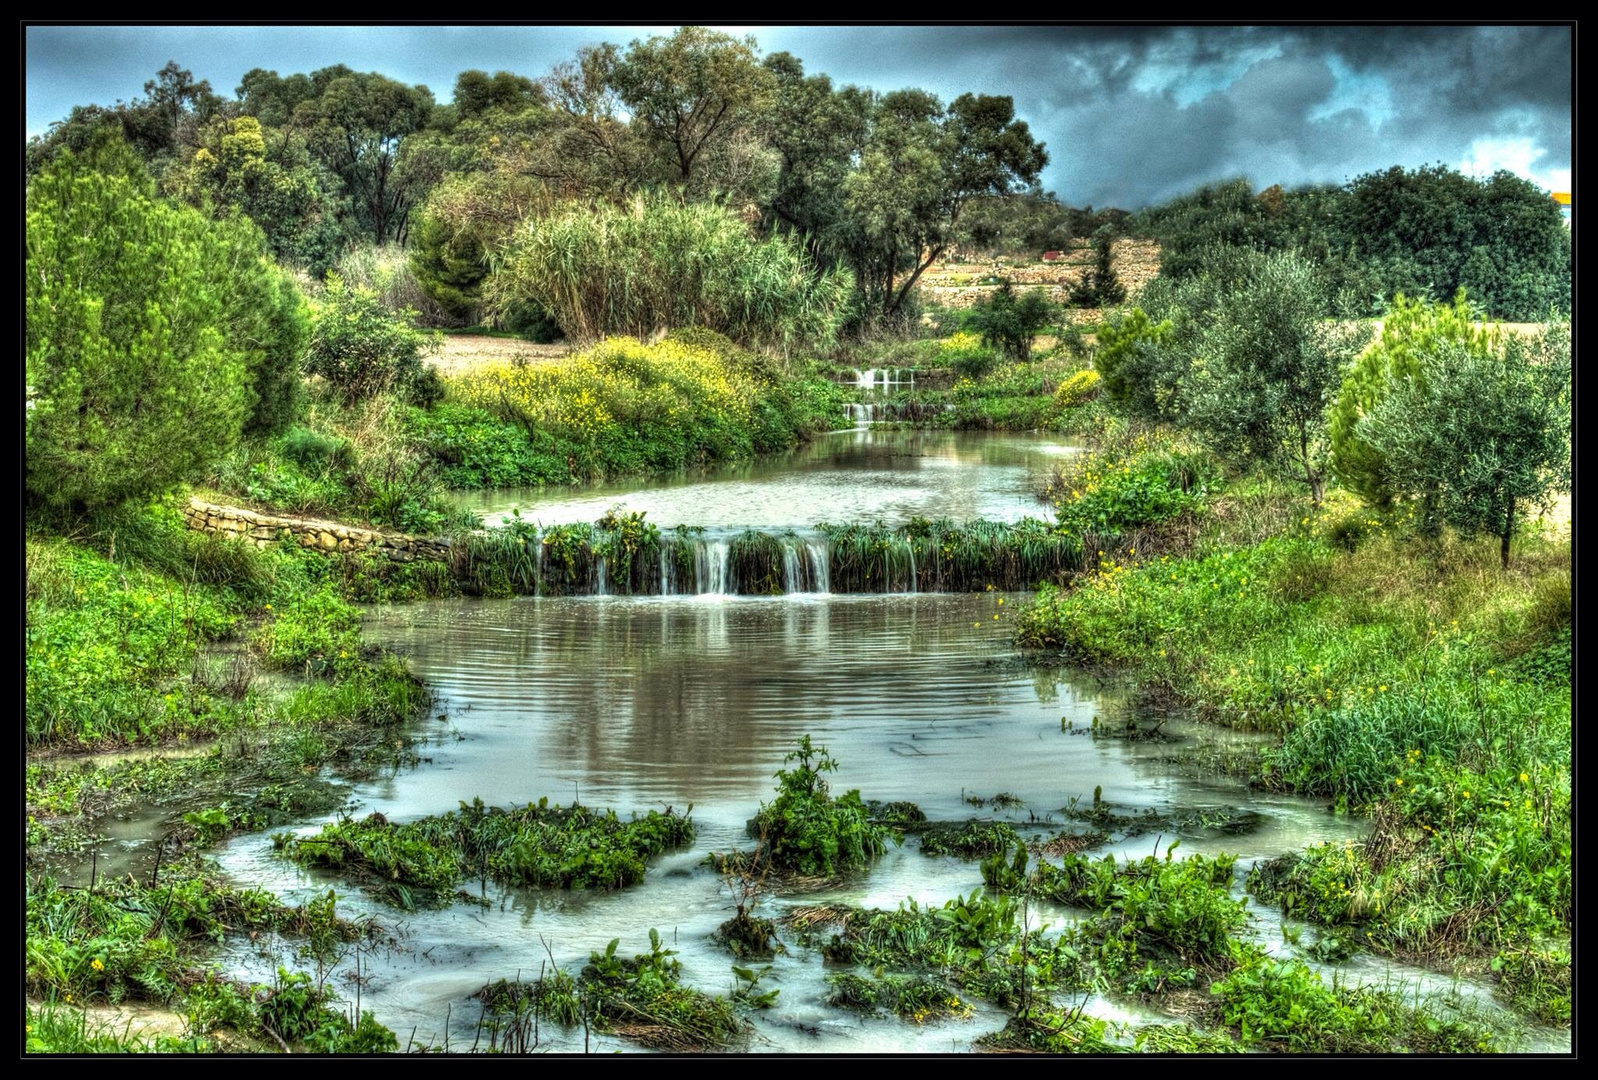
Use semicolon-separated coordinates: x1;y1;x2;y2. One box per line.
453;427;1083;529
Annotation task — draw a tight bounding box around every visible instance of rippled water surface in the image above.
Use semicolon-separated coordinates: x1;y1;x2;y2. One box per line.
453;427;1082;529
194;429;1568;1053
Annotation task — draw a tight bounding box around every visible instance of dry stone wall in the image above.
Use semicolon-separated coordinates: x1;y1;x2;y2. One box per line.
182;498;451;562
920;239;1162;310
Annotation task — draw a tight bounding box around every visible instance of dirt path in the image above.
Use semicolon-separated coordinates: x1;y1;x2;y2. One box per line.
426;335;571;379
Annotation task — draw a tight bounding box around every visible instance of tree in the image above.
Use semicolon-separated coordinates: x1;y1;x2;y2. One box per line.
304;275;442;404
292;69;436;245
1359;324;1570;568
965;281;1057;361
848;91;1047;317
1183;250;1369;504
1068;227;1127;307
1092;307;1176;421
606;26;777;198
167;115;329;263
1329;290;1501;506
26;151;258;512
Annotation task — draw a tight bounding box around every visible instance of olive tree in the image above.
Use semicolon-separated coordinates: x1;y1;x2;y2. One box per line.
1359;323;1570;568
1183;250;1369;504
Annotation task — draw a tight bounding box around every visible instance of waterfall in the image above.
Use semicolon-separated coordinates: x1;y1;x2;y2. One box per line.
594;554;608;596
906;542;916;594
806;538;830;594
782;542;802;594
704;538;732;594
659;538;672;596
534;534;544;596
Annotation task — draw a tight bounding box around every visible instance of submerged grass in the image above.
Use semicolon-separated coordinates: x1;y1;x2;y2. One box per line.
275;798;695;908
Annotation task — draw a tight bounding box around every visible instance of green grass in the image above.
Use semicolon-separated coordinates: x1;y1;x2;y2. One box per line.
1015;477;1571;1028
275;797;696;908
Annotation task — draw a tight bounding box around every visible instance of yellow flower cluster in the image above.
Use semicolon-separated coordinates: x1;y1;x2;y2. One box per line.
452;337;755;443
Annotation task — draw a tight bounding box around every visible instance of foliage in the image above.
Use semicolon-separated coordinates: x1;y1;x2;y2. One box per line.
1249;757;1570;957
964;280;1057;361
275;797;696;906
1180;249;1370;503
26;150;270;512
1030;850;1247;987
1068;228;1127;307
489;194;853;350
750;737;890;878
938;331;999;379
1052;369;1101;410
1213;950;1498;1053
1328;290;1502;505
304;274;443;405
443;336;844;485
577;930;749;1050
1137;169;1570;321
1048;439;1209;537
1091;307;1177;421
1359;322;1571;567
605;26;778;199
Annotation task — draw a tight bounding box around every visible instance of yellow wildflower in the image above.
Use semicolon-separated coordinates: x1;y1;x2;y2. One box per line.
91;958;104;971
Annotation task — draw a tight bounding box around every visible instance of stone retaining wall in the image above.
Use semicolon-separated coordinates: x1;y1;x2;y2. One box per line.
183;498;451;562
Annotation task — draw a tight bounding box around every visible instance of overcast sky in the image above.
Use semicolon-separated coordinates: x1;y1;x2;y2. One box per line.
24;24;1572;209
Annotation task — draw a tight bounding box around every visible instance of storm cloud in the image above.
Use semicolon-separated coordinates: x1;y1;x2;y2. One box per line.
25;24;1571;209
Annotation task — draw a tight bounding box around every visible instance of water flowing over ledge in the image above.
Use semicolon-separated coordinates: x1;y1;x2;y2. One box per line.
455;517;1098;597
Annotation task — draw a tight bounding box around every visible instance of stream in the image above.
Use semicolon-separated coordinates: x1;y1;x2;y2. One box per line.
190;428;1567;1052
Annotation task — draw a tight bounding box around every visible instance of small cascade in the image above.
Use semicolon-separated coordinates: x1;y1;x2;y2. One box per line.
805;538;830;595
781;542;802;594
464;518;1078;598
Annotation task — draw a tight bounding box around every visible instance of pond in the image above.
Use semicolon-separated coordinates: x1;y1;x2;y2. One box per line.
193;430;1566;1052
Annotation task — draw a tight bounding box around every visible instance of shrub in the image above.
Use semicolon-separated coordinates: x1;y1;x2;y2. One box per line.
965;280;1057;361
938;332;999;380
1090;307;1176;421
304;274;443;405
1360;323;1570;568
1328;290;1502;506
1053;369;1101;409
26;149;266;513
489;194;854;350
751;736;890;878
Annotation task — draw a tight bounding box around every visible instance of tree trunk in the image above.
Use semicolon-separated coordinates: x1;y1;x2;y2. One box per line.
1501;494;1515;569
1300;425;1324;507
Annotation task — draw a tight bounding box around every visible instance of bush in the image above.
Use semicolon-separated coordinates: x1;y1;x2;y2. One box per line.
751;736;890;878
1091;307;1177;421
1052;369;1101;409
938;332;999;379
1328;290;1502;506
1360;323;1570;568
26;149;264;513
964;280;1057;361
489;194;854;350
449;337;843;483
304;274;443;404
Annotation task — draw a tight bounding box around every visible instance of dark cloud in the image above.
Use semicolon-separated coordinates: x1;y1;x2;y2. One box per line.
25;24;1571;209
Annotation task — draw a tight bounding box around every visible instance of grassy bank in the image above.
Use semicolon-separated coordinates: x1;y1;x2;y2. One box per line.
1014;480;1572;1025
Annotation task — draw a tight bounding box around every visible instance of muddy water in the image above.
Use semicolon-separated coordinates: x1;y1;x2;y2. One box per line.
207;592;1570;1053
452;427;1083;529
200;430;1567;1053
